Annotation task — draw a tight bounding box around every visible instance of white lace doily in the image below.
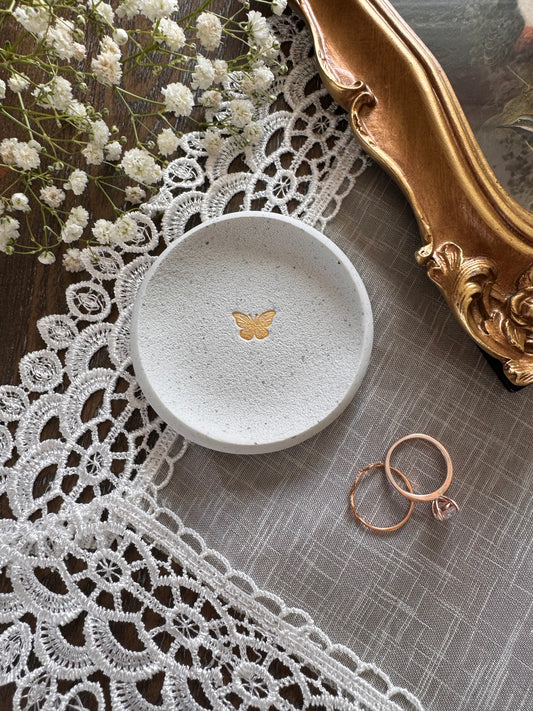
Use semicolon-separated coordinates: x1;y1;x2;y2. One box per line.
0;14;424;711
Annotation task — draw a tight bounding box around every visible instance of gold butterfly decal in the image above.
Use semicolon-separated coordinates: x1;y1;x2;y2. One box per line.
232;310;276;340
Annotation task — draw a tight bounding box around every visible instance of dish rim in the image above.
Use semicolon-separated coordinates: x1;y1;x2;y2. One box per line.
130;211;373;454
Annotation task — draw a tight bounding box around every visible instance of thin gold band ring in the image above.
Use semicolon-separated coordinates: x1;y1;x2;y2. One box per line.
349;462;415;532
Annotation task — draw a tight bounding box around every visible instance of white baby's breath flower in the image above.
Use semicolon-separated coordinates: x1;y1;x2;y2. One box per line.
200;90;222;110
125;186;146;204
90;119;111;148
203;128;224;157
0;138;18;164
92;218;114;244
63;248;85;272
72;42;87;61
0;216;20;253
99;35;121;59
191;55;215;90
272;0;287;15
33;76;73;111
119;147;163;184
66;169;88;196
112;215;138;244
0;0;281;264
47;18;84;61
243;121;262;145
61;221;84;243
10;193;30;212
229;98;254;128
94;214;137;245
196;12;222;51
8;73;30;93
69;206;90;227
60;204;87;243
13;3;50;36
38;250;56;265
88;0;115;24
252;65;274;90
240;66;274;96
247;11;275;52
213;59;228;84
114;28;129;46
82;143;105;166
65;100;89;123
239;74;255;96
157;128;179;156
12;142;41;171
156;18;186;51
116;0;141;19
105;141;122;161
40;185;66;209
92;36;122;86
162;82;194;117
139;0;179;22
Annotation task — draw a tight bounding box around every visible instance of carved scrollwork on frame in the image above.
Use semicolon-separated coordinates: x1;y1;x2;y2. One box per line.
294;0;533;385
420;243;496;330
420;243;533;385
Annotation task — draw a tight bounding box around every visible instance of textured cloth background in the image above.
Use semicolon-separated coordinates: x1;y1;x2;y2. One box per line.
155;164;533;711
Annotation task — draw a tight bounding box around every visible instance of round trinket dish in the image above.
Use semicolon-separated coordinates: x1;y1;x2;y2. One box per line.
131;212;373;454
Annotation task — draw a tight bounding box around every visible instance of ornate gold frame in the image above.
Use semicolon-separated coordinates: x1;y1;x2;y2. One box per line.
293;0;533;386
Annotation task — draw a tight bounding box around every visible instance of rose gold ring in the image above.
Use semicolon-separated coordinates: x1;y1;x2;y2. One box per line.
349;462;415;533
384;433;459;520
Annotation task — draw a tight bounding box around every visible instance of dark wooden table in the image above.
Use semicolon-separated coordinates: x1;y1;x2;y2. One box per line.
0;252;74;384
0;0;263;386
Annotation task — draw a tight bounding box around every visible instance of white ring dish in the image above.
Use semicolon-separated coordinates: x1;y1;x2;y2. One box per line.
131;212;373;454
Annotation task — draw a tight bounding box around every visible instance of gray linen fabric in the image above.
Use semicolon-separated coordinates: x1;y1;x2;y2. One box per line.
155;164;533;711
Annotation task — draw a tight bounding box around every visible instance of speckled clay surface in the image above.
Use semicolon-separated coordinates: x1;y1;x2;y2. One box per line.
131;213;373;453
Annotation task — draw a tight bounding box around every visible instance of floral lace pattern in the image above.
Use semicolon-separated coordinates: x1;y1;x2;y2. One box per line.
0;14;423;711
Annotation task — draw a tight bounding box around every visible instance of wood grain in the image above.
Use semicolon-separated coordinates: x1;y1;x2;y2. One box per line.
0;253;76;383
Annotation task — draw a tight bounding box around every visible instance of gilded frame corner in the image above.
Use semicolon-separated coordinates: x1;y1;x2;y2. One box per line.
293;0;533;386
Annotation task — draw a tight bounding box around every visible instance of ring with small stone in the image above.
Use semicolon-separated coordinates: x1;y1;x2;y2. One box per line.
383;433;459;521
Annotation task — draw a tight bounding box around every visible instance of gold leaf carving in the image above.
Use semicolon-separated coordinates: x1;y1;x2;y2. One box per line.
503;359;533;386
426;243;495;326
425;242;533;383
502;318;527;352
